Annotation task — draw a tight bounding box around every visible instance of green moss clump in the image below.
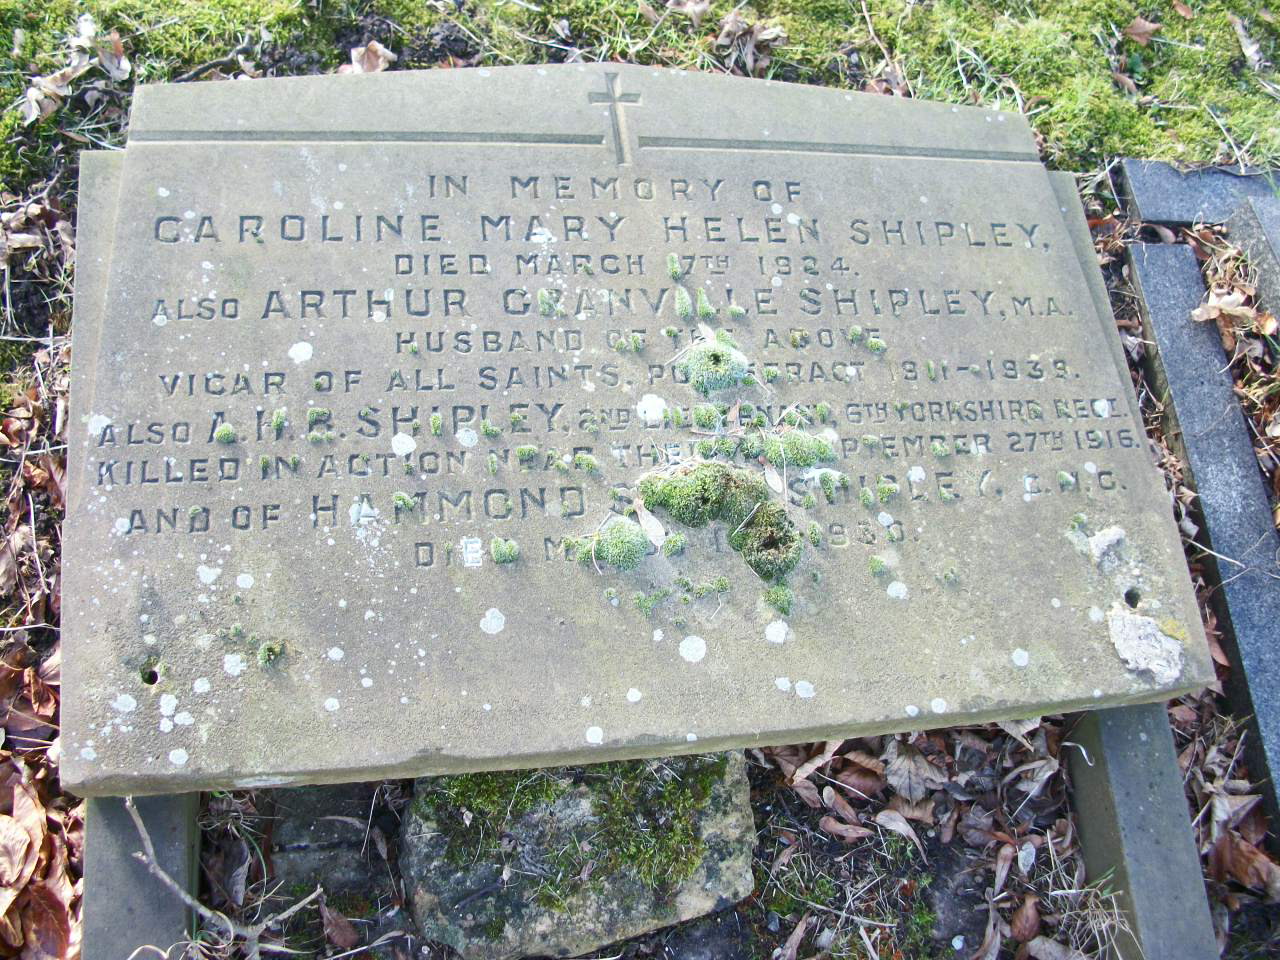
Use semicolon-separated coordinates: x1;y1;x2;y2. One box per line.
930;440;950;457
307;407;329;428
866;337;887;355
480;419;501;438
1057;470;1077;490
691;403;721;429
430;413;443;436
639;463;802;582
869;555;888;576
727;304;747;320
764;584;793;615
490;537;520;564
577;518;649;571
846;324;864;344
213;424;236;444
257;640;284;666
877;477;900;503
516;444;539;464
270;408;287;436
696;288;715;320
859;487;875;508
761;431;836;469
661;532;687;556
808;522;822;546
674;286;694;320
633;588;671;616
537;288;560;317
666;252;683;281
677;330;749;395
393;491;416;511
573;452;599;473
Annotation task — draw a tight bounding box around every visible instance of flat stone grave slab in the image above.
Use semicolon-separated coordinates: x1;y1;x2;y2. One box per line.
63;65;1212;795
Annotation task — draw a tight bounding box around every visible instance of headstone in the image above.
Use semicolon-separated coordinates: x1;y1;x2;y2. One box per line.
63;65;1212;796
1120;158;1277;226
1229;196;1280;315
1128;241;1280;826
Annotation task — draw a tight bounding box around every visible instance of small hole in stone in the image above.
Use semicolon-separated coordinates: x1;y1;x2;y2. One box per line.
140;666;160;685
1124;587;1141;608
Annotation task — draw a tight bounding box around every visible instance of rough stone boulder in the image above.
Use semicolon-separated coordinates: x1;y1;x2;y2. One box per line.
400;751;754;958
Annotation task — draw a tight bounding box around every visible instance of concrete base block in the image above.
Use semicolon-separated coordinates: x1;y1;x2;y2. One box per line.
1068;705;1217;960
82;794;200;960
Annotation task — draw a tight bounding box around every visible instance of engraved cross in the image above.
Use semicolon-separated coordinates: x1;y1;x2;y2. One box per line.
588;72;641;166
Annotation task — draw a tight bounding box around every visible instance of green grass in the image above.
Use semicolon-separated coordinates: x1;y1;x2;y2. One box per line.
3;0;1277;194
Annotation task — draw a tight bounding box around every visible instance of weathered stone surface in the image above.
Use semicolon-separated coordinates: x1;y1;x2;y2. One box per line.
64;66;1211;796
82;793;199;960
1229;196;1280;318
1129;241;1280;826
400;752;754;959
269;783;389;898
1120;158;1277;225
1067;704;1217;960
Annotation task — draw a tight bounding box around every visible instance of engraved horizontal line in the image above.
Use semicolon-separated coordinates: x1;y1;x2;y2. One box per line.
129;130;605;146
637;136;1037;162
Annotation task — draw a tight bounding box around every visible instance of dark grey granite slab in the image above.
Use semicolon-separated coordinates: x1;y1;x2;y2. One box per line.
1120;158;1278;226
1129;241;1280;822
82;794;199;960
1229;196;1280;316
1068;704;1217;960
63;66;1211;795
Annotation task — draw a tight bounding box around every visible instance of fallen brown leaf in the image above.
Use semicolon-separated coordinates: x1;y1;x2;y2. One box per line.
320;894;361;949
874;808;926;861
1173;1;1195;18
819;814;873;844
1123;16;1162;46
1010;893;1041;942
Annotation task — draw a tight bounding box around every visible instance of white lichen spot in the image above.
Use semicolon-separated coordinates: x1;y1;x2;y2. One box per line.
391;432;417;457
887;581;909;600
196;564;222;585
324;697;341;712
113;517;130;535
111;693;137;713
794;680;816;699
236;573;255;590
907;465;926;484
626;687;643;703
174;712;194;725
585;725;604;745
765;620;790;644
1051;597;1061;608
652;629;664;643
361;677;373;688
1107;606;1184;684
79;746;97;761
159;694;178;716
931;698;948;713
223;653;246;677
877;511;894;527
88;413;111;436
686;733;698;742
159;718;174;733
480;608;506;635
905;704;920;718
327;647;344;661
192;677;211;694
168;748;189;766
1011;648;1030;667
456;427;479;448
679;635;706;663
1088;605;1105;623
635;393;667;426
775;677;792;692
157;186;170;197
287;341;313;364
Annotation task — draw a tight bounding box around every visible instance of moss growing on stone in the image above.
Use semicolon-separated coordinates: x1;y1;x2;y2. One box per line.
677;329;749;395
393;491;416;511
486;453;499;476
257;639;284;666
639;463;802;582
674;286;694;321
867;337;887;355
691;403;720;429
727;304;747;320
573;452;599;473
877;477;900;503
516;444;539;464
930;440;950;458
430;413;443;436
490;537;520;564
633;588;671;616
213;423;236;444
537;287;559;317
764;584;794;615
307;407;329;428
696;288;715;320
666;252;682;281
412;754;726;906
575;517;649;572
1058;470;1077;490
270;408;287;436
661;532;687;557
761;431;836;470
846;324;864;344
480;419;501;438
808;522;822;546
869;555;888;576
